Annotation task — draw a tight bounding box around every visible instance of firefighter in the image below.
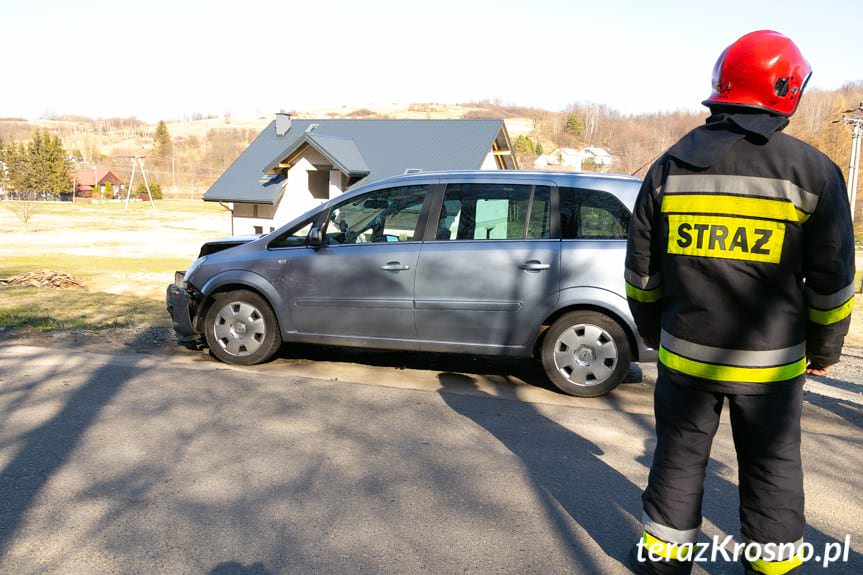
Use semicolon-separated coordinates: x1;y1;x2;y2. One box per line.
625;30;855;575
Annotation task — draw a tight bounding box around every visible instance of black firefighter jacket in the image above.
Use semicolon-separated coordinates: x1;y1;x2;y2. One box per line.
625;110;855;394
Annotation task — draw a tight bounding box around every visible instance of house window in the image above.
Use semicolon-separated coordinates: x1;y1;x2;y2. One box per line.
309;169;330;199
254;226;263;235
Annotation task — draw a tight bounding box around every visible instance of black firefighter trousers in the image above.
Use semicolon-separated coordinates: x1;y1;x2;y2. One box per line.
642;370;804;566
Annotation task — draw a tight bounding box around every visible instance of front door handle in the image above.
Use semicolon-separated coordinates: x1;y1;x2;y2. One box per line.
520;260;550;271
380;261;411;271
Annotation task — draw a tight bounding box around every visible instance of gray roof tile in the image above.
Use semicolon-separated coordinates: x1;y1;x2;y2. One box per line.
204;119;506;204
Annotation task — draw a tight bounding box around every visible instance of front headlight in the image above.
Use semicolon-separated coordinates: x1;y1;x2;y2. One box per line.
184;255;208;285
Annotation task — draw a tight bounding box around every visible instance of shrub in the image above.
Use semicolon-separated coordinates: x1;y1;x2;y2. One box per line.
135;181;162;199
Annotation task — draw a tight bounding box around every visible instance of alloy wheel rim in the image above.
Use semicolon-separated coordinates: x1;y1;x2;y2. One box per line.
552;323;618;386
213;301;266;357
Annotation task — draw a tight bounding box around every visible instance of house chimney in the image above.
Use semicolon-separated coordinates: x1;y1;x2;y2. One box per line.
275;110;292;137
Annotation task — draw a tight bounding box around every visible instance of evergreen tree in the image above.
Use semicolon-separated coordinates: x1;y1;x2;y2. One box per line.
28;130;48;193
535;142;544;156
46;133;71;195
3;142;26;196
565;113;584;139
153;120;173;159
1;131;72;197
513;134;535;156
9;142;30;195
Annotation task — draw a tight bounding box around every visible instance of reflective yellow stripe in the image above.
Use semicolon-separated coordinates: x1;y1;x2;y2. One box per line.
808;297;854;326
659;346;807;383
667;214;785;264
626;283;663;303
661;194;809;223
642;531;689;561
749;554;804;575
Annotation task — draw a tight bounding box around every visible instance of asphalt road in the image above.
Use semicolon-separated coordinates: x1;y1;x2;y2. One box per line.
0;339;860;575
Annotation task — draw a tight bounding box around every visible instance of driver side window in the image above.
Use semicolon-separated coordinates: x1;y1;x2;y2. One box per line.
324;185;428;245
268;219;315;248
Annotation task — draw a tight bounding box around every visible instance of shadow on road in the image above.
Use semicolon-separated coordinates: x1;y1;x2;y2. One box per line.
0;333;151;558
209;561;274;575
275;343;646;396
438;372;862;575
437;372;642;573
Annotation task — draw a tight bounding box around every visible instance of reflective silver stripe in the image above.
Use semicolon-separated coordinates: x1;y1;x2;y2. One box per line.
642;511;699;544
625;269;662;290
660;330;806;368
742;538;804;561
664;174;819;214
805;282;856;310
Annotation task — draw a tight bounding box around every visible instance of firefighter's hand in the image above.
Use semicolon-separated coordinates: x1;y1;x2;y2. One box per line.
806;366;831;376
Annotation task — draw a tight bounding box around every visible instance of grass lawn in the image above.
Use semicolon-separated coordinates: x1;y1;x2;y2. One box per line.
0;287;169;332
1;200;226;335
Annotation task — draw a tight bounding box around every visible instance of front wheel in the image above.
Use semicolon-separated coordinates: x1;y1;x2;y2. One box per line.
204;290;282;365
540;310;632;397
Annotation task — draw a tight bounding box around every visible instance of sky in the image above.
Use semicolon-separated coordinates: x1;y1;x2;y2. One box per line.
1;0;861;122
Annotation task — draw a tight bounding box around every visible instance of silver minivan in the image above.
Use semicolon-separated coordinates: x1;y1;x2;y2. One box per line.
167;171;655;397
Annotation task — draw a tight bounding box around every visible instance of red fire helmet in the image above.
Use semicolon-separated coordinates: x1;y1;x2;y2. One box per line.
703;30;812;116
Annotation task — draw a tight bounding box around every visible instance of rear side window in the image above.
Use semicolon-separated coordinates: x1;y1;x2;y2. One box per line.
559;187;630;239
436;183;551;240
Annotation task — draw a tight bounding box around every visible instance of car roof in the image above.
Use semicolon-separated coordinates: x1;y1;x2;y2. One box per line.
344;169;643;210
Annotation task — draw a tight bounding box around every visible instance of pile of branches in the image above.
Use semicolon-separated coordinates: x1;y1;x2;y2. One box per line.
0;270;85;289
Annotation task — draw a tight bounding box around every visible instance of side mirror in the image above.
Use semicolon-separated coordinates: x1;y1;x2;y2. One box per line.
308;226;323;247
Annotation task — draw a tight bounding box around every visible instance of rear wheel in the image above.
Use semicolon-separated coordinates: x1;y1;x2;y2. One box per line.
204;290;282;365
540;310;631;397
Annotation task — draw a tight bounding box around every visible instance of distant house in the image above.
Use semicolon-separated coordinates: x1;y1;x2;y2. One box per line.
72;167;123;198
534;146;614;172
203;114;518;235
534;148;586;171
582;147;614;171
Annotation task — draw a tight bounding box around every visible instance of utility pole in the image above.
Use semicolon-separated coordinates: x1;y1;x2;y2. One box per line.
835;102;863;222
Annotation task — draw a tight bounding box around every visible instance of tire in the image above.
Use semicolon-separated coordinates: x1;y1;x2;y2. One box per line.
540;310;632;397
203;290;282;365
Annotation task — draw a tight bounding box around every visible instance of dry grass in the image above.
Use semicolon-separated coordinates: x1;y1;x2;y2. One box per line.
0;200;227;334
0;287;169;332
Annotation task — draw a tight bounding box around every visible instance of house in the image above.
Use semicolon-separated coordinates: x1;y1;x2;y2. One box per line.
72;167;123;198
533;146;614;172
582;147;614;171
534;148;586;171
203;114;518;235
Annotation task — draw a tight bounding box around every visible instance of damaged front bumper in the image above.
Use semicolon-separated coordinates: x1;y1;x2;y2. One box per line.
166;271;202;346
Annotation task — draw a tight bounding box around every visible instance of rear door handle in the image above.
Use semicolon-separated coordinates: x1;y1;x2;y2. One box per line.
520;260;550;271
380;261;411;271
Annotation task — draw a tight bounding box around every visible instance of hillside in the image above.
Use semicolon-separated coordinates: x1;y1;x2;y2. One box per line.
2;85;861;235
